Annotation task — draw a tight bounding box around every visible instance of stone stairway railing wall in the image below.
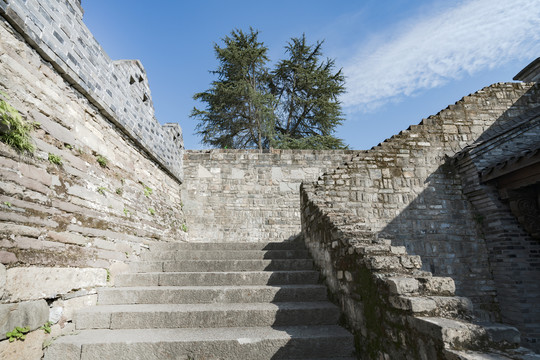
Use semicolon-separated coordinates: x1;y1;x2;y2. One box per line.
0;8;185;358
183;149;357;242
300;82;540;357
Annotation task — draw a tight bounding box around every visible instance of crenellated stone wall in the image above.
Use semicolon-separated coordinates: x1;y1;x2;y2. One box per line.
183;149;357;242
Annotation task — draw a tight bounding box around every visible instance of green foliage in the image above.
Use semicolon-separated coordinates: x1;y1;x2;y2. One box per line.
148;207;156;216
48;153;62;165
181;223;188;232
270;34;346;149
64;143;73;150
96;155;108;168
6;326;30;342
106;269;111;282
192;28;276;150
0;91;34;153
192;30;347;150
40;321;53;334
97;187;107;195
143;185;153;197
3;201;11;208
123;208;130;216
115;187;124;196
273;134;348;150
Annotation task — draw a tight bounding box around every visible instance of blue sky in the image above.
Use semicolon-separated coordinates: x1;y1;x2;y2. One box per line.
82;0;540;150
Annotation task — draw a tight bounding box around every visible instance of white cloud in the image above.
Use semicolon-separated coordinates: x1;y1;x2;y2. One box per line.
342;0;540;113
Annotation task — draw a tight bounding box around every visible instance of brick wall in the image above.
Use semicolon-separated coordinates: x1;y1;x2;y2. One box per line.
301;82;540;353
455;106;540;351
0;13;185;353
183;149;357;242
0;0;183;181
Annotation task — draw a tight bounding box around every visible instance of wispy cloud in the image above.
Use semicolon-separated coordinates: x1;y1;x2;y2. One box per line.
342;0;540;113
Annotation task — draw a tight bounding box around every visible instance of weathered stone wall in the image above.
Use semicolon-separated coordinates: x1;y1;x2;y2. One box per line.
455;106;540;351
301;82;540;355
0;0;183;181
0;12;185;358
183;150;357;242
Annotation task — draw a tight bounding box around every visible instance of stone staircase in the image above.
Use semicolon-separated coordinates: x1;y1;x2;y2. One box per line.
44;241;355;360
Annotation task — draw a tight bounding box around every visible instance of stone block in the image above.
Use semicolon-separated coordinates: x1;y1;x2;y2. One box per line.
366;256;402;270
51;294;97;323
420;276;455;296
479;322;520;347
386;277;419;295
0;263;5;298
0;300;49;340
5;267;107;301
409;316;487;349
0;328;45;360
389;296;437;313
400;255;422;269
108;262;130;284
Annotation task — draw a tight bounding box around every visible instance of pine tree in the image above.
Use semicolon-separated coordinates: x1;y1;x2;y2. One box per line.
191;28;275;150
270;34;347;149
192;30;347;150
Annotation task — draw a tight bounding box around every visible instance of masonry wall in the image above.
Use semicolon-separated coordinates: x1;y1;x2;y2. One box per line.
300;82;540;354
0;0;183;181
183;150;356;242
0;13;185;359
455;107;540;351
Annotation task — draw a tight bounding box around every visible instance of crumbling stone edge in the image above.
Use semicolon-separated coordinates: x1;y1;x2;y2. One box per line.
300;183;537;359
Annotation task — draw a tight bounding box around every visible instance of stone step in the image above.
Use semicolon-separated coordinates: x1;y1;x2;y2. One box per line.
44;325;355;360
149;241;306;251
75;302;340;329
115;270;320;287
140;249;310;261
128;259;314;273
98;285;328;305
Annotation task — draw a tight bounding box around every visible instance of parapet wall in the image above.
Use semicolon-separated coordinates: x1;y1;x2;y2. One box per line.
0;10;185;358
301;82;540;355
0;0;183;181
183;150;357;242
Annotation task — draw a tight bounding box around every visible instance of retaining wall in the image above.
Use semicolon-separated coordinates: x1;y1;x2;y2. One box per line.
183;150;357;242
0;9;185;359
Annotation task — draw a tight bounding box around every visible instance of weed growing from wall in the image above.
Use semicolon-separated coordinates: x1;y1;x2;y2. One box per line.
48;153;62;165
0;91;34;153
144;185;153;197
40;321;53;334
96;154;108;167
6;326;30;342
